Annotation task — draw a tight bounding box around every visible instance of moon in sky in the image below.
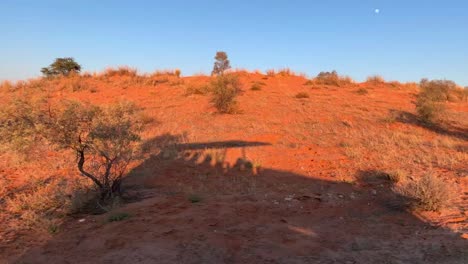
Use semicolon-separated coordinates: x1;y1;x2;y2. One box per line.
375;9;380;14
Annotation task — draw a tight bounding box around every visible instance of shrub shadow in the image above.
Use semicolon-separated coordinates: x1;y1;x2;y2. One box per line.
390;109;468;141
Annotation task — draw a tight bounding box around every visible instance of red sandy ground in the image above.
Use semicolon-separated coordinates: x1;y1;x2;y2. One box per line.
1;72;467;263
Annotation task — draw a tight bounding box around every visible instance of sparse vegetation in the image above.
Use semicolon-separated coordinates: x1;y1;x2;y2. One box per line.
210;74;240;113
415;79;453;123
102;67;138;78
366;75;385;85
41;57;81;77
314;70;353;86
397;173;455;211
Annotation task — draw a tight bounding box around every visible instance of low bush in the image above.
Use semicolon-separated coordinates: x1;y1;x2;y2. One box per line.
415;79;454;123
102;67;138;78
314;71;353;86
210;74;240;113
397;173;455;211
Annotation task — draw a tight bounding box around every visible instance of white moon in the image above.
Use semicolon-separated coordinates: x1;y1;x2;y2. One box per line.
375;9;380;14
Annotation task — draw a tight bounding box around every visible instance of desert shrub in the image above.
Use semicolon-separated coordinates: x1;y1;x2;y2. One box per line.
212;51;231;76
388;169;406;183
415;79;454;123
447;87;468;102
295;92;309;99
415;97;446;123
266;69;276;76
150;69;180;77
419;79;455;101
0;99;145;201
397;173;455;211
315;71;341;86
366;75;385;85
41;57;81;77
314;71;354;86
277;68;292;77
186;83;211;95
303;80;314;85
210;74;240;113
356;88;369;95
102;67;138;78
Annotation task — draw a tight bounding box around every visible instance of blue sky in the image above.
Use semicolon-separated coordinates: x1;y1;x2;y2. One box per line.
1;0;467;85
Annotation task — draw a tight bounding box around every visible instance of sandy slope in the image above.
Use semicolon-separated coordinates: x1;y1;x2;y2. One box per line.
1;72;467;263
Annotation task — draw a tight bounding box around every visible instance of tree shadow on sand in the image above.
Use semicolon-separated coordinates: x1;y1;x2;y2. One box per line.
13;134;468;264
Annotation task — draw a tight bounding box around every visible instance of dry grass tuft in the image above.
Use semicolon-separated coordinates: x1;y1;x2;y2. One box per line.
366;75;385;85
102;67;138;78
396;173;455;211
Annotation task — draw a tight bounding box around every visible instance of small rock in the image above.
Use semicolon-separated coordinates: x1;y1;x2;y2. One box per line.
371;190;377;196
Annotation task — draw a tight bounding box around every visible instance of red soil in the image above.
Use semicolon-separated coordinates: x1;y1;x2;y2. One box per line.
1;72;467;263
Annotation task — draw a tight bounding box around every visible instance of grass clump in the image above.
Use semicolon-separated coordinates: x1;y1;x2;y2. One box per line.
356;88;369;95
366;75;385;85
210;74;240;113
388;169;407;183
397;173;455;211
295;92;309;99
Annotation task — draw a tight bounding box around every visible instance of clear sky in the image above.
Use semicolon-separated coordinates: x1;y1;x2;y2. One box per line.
1;0;467;85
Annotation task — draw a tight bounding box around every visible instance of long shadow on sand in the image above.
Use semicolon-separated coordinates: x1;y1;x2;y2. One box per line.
14;134;468;264
390;109;468;141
